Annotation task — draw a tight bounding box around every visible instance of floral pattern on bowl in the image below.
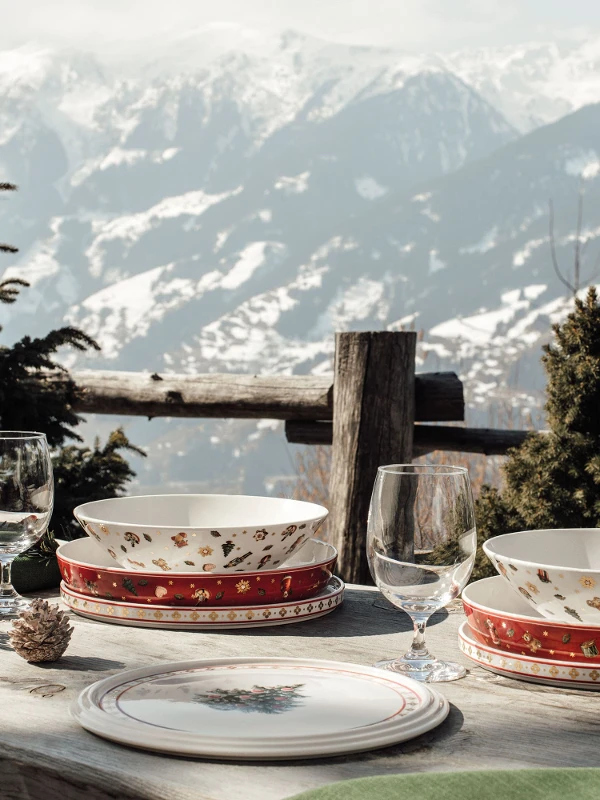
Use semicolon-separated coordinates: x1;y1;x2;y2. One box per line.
483;528;600;624
73;494;328;573
57;536;337;606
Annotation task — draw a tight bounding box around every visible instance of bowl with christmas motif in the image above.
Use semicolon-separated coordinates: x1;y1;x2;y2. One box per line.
462;576;600;662
57;535;337;606
483;528;600;624
73;494;328;574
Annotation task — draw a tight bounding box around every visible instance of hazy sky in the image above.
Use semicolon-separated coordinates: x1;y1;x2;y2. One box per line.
1;0;599;53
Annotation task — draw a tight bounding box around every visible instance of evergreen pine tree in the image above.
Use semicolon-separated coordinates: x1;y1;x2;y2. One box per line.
0;182;144;587
474;287;600;579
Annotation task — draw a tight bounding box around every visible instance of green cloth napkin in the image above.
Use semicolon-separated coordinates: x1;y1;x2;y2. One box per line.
287;769;600;800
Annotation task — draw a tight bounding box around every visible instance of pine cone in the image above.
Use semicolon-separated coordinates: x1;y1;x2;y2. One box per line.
8;599;73;663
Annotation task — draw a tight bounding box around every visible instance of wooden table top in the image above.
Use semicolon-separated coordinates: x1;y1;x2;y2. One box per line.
0;584;598;800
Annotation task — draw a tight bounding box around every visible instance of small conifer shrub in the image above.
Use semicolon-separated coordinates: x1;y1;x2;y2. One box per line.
472;287;600;579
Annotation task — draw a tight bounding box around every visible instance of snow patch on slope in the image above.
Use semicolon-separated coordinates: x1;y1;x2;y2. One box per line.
355;176;388;200
86;187;240;277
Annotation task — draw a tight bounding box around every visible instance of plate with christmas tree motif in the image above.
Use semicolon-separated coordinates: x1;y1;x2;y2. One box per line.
60;577;344;629
72;657;449;759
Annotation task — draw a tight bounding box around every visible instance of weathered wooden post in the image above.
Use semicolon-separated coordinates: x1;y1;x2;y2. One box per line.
328;331;417;585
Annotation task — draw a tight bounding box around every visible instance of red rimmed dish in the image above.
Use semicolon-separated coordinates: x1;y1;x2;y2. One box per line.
462;576;600;662
459;620;600;689
60;576;345;630
57;537;336;607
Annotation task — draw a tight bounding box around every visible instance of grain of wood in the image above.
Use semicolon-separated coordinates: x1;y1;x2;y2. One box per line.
0;585;596;800
328;332;417;584
30;369;462;422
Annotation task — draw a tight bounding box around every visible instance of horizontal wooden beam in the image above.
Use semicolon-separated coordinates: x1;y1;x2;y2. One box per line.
285;420;532;456
39;369;463;422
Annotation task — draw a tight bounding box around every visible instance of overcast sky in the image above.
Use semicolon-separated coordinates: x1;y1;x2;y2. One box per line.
1;0;599;53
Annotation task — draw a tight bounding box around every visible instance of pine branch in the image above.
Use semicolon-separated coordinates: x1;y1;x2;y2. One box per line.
0;183;17;191
52;428;146;538
11;328;100;372
0;278;29;304
0;243;18;253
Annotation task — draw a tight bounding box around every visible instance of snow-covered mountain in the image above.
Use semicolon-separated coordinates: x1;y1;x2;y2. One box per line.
0;32;599;493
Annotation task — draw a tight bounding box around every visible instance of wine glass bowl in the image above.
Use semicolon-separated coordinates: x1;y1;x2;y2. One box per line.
367;464;476;682
0;431;54;616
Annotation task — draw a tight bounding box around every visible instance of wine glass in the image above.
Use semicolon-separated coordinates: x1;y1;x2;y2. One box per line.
367;464;476;682
0;432;54;617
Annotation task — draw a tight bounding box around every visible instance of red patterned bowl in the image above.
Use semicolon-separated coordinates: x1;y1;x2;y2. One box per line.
462;576;600;662
57;537;337;607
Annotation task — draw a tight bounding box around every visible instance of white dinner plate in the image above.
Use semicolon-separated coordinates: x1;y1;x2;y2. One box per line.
73;657;449;759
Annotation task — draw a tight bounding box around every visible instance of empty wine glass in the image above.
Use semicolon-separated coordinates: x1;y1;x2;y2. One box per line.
0;432;54;617
367;464;476;682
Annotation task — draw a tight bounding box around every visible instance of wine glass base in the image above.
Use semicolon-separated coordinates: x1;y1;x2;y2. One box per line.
0;594;31;619
374;657;467;683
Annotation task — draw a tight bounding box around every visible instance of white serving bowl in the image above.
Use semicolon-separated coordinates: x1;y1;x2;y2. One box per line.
73;494;328;574
483;528;600;624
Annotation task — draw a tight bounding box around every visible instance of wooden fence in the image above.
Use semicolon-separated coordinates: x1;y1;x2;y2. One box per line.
53;331;530;584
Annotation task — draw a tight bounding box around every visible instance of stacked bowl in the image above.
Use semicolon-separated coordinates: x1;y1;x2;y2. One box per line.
58;494;343;629
459;528;600;688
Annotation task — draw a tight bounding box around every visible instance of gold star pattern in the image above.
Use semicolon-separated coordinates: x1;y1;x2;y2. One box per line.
579;576;596;589
169;580;173;585
217;580;222;585
271;578;275;583
112;582;117;587
542;631;549;637
97;573;102;579
190;583;195;588
570;652;576;658
549;649;555;655
256;577;261;582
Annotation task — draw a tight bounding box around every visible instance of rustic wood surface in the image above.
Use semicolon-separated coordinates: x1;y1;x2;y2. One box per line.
329;332;417;584
0;585;598;800
36;369;463;422
285;421;531;455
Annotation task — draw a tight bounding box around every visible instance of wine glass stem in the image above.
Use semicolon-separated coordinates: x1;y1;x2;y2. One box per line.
0;557;17;599
405;618;435;663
